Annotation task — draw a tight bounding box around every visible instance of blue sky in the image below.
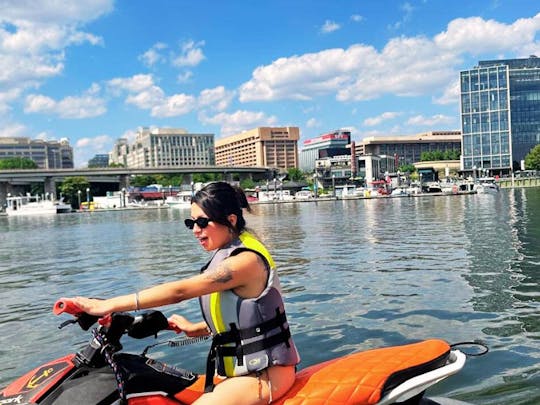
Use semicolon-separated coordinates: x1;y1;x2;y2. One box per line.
0;0;539;167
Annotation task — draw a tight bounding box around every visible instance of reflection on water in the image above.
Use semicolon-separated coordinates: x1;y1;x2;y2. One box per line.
0;190;539;404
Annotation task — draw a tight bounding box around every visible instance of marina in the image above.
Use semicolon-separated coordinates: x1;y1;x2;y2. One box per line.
0;187;538;404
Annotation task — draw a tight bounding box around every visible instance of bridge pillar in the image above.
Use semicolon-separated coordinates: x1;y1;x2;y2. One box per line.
119;174;130;191
44;177;56;199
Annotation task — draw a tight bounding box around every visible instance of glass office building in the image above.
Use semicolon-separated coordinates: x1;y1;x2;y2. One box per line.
460;56;540;174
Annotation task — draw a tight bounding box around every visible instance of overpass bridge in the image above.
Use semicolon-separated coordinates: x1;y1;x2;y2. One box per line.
0;166;275;204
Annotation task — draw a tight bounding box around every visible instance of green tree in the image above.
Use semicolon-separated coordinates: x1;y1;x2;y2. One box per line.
131;175;158;187
240;178;256;190
287;168;305;182
0;157;38;169
398;163;416;173
524;144;540;170
59;177;90;207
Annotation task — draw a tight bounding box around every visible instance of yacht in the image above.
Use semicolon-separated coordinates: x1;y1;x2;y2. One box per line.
165;191;192;209
474;178;500;194
5;194;72;216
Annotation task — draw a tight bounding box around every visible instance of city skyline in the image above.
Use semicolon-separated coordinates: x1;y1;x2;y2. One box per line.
0;1;539;167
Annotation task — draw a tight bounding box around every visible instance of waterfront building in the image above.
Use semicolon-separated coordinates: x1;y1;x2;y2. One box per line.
0;137;73;169
460;56;540;174
88;154;110;168
315;154;397;188
110;127;214;168
299;129;351;172
215;127;299;171
356;131;462;166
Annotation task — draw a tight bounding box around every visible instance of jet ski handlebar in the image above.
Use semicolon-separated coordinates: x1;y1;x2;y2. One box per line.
52;298;171;339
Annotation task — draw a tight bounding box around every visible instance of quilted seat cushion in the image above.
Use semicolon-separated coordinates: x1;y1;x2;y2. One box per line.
274;339;450;405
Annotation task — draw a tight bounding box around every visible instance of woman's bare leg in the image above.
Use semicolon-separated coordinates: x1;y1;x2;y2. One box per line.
193;365;296;405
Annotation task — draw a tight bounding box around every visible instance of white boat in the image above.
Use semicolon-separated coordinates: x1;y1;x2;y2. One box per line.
5;194;72;216
165;191;192;209
294;190;314;200
474;177;500;194
390;187;410;197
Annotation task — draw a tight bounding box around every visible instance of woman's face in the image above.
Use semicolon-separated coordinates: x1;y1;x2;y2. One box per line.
189;203;235;251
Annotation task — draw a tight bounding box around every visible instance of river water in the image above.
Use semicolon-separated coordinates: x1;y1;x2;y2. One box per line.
0;189;539;404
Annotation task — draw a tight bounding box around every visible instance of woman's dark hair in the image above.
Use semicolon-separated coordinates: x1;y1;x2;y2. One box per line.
191;182;250;234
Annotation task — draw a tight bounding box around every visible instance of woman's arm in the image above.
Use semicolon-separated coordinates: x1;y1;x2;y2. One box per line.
69;250;265;316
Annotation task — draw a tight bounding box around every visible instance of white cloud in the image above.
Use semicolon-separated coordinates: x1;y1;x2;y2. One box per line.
350;15;364;23
363;111;402;127
173;40;206;67
151;94;196;117
434;13;540;55
321;20;341;34
107;74;155;94
125;86;165;110
0;0;111;119
177;71;193;83
198;86;235;111
434;78;460;105
0;122;27;137
75;133;113;167
139;42;167;67
406;114;456;127
239;13;540;104
0;88;22;113
200;110;278;137
0;0;114;25
24;86;106;118
306;118;321;128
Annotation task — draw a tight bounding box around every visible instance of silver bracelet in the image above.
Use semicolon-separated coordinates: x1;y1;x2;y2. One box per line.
135;292;140;311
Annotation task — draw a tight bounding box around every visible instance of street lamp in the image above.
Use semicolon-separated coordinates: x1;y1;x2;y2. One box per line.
77;190;81;210
86;187;90;209
332;174;336;198
472;165;477;182
122;187;126;208
190;181;195;196
313;172;319;199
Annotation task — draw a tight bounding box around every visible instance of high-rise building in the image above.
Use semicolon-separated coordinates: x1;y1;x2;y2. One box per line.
215;127;299;171
299;129;351;172
0;137;74;168
110;127;214;168
460;56;540;174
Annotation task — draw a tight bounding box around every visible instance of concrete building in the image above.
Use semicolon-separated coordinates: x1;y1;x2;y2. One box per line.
110;127;214;168
0;137;73;169
215;127;299;171
299;129;351;172
357;131;462;166
460;56;540;174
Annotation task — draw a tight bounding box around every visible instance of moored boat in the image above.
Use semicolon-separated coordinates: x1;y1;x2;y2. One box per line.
474;177;500;194
5;194;72;216
166;191;193;209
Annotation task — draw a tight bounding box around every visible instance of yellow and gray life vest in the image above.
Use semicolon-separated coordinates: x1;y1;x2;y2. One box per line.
199;231;300;391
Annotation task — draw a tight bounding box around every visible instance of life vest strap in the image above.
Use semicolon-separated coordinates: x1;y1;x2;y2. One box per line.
213;309;287;343
204;309;291;393
217;327;291;359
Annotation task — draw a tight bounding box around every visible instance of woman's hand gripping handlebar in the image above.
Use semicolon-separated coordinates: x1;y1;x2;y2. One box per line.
53;298;102;330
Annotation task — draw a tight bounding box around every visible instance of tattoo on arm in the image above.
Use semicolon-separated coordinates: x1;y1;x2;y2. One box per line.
206;263;233;283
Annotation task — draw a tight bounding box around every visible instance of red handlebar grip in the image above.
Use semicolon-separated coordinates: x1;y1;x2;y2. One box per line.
53;299;83;315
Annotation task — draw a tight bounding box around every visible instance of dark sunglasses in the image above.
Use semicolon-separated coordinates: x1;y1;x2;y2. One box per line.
184;217;212;229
